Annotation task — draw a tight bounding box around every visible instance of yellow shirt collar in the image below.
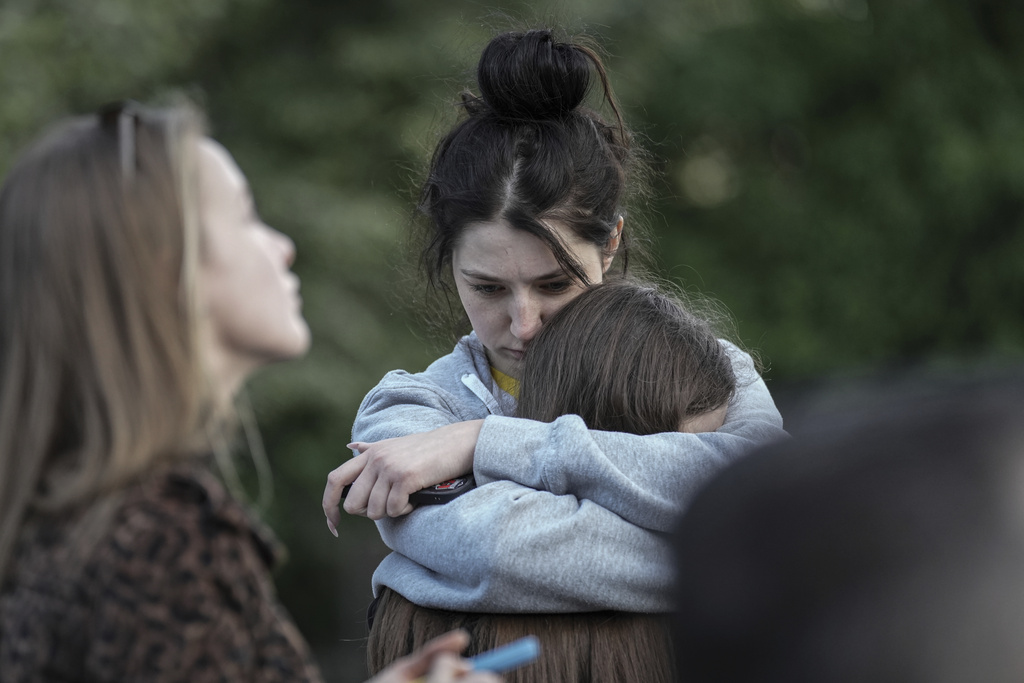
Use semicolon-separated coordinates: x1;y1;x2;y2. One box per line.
490;367;520;399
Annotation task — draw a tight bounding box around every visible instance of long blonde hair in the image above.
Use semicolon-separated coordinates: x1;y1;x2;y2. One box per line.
0;102;216;580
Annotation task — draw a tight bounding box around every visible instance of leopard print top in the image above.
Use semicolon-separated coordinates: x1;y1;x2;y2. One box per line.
0;461;325;682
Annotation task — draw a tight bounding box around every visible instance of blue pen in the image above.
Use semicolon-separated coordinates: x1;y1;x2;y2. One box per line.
410;636;540;682
468;636;541;673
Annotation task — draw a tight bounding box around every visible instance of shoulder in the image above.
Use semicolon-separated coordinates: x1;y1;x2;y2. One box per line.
90;463;319;680
358;333;491;413
719;338;761;384
111;461;281;569
85;462;282;626
386;333;486;388
0;462;293;681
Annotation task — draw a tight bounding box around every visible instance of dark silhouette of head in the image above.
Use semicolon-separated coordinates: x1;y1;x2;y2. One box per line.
672;373;1024;683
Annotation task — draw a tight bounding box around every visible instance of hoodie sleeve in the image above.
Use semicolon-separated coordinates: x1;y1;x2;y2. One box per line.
353;344;784;534
353;341;784;611
471;343;787;532
373;480;675;613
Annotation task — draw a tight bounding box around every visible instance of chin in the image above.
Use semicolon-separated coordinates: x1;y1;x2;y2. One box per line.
279;325;312;360
245;326;313;369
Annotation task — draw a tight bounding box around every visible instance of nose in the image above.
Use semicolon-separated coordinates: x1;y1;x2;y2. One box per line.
268;226;296;267
509;296;543;344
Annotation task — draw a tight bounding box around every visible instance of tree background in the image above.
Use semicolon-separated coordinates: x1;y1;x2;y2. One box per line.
2;0;1022;679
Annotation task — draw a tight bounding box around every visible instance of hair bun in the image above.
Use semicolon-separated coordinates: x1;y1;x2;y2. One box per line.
476;30;591;120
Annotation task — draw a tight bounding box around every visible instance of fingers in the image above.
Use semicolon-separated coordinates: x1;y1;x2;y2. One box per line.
366;628;503;683
365;475;393;521
456;668;502;683
333;422;484;522
366;630;471;683
418;653;501;683
388;488;416;518
348;440;424;520
364;471;416;520
323;453;367;533
418;628;472;660
416;632;501;683
421;652;473;682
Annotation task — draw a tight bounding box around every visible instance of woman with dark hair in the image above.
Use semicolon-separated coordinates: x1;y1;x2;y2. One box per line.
321;27;785;679
367;278;739;681
0;101;496;683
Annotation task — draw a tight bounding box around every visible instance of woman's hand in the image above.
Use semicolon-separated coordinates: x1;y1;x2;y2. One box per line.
323;419;483;530
367;629;501;683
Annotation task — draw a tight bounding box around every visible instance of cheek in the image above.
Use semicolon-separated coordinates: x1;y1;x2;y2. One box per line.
456;293;507;345
543;284;588;319
539;300;568;324
455;282;487;319
461;297;497;332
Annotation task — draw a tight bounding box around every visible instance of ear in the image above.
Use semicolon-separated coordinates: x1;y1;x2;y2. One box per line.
602;216;624;273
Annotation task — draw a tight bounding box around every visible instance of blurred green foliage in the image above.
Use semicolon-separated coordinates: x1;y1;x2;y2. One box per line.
3;0;1023;679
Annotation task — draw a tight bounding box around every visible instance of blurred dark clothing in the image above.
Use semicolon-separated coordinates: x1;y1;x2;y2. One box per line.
0;460;324;683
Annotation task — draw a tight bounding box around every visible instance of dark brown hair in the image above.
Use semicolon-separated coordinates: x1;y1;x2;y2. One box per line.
516;278;736;434
414;28;652;336
369;587;674;683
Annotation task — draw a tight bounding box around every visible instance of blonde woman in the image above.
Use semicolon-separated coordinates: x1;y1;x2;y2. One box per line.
0;102;497;683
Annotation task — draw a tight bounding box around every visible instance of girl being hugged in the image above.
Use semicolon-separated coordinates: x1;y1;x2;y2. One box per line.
369;277;741;681
323;23;785;638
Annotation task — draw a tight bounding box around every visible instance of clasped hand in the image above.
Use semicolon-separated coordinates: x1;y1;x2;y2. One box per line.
322;420;484;531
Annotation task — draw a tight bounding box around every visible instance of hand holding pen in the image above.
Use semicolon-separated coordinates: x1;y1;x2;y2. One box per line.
365;630;494;683
367;631;540;683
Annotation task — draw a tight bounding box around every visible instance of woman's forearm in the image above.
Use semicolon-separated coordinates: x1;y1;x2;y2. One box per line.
374;481;675;613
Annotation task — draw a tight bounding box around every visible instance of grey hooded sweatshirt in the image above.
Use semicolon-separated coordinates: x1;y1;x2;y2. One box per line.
352;332;786;613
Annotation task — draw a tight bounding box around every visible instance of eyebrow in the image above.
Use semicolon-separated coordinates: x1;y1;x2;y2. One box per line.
459;268;568;282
